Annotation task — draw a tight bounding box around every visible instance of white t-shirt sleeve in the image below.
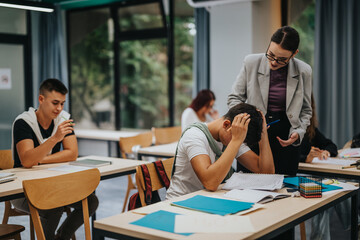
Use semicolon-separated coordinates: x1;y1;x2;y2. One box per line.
181;108;201;132
180;128;210;161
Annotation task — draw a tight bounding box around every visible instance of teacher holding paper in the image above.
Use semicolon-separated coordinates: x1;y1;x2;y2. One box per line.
228;26;312;175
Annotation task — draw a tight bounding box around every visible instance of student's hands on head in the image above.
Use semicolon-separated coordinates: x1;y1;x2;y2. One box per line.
276;132;299;147
53;119;75;142
229;113;250;144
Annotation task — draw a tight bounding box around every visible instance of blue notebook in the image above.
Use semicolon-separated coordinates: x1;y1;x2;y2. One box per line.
171;195;254;216
130;210;192;236
284;177;343;192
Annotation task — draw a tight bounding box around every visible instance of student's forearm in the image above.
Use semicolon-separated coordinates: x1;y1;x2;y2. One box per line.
20;137;59;168
258;133;275;173
40;149;78;164
202;140;241;191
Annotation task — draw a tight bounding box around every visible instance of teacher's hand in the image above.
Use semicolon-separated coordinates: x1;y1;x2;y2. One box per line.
276;132;299;147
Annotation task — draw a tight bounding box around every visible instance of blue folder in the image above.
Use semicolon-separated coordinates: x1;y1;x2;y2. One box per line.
171;195;254;216
130;210;193;236
284;177;343;192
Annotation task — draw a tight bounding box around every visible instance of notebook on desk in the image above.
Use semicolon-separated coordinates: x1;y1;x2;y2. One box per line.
0;172;16;184
69;159;112;167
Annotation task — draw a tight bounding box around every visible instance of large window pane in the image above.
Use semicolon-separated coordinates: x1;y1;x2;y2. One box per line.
69;8;115;129
119;39;168;128
174;0;195;126
0;8;26;34
118;3;164;31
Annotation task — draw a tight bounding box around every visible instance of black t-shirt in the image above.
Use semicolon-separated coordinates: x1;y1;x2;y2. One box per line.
13;119;74;168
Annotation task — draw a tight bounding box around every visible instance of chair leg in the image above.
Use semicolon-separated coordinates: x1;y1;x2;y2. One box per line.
2;201;11;224
14;232;22;240
122;174;136;212
29;215;35;240
300;222;306;240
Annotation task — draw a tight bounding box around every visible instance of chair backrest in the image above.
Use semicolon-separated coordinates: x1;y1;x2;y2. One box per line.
152;126;181;145
135;157;174;207
119;131;153;159
23;168;100;240
0;150;14;170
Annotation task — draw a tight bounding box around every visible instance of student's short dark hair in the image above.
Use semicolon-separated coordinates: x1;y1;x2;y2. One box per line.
271;26;299;53
39;78;68;95
224;103;263;146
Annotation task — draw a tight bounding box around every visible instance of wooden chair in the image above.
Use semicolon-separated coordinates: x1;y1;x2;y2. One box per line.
0;149;35;240
152;126;181;145
22;168;100;240
135;157;174;207
119;131;153;212
1;149;76;240
0;224;25;240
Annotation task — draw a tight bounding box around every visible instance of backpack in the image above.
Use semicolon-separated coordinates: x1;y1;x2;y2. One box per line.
128;160;170;211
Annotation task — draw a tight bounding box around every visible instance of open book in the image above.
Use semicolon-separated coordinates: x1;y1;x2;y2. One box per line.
223;189;290;204
69;159;112;167
222;172;284;190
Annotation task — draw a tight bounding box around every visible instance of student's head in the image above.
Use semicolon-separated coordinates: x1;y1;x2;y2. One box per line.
38;79;68;119
266;26;299;70
189;89;216;114
223;103;263;146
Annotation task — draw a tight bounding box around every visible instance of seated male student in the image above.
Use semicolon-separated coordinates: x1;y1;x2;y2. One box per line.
166;103;274;199
11;78;98;240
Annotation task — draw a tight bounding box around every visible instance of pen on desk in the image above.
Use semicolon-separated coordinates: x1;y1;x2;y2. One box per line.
341;165;357;169
267;119;280;127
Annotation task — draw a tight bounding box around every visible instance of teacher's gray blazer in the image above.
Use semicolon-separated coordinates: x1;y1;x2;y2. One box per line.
228;53;312;146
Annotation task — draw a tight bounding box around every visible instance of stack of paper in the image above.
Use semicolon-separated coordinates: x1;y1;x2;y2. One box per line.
222;172;284;190
338;148;360;158
0;172;16;184
312;157;356;165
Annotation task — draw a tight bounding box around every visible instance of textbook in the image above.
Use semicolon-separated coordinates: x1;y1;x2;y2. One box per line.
69;159;112;167
171;195;254;216
0;172;16;184
224;189;290;204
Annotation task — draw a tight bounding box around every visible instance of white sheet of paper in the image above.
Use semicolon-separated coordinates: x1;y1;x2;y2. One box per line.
47;165;92;173
222;172;284;190
312;157;356;165
174;214;254;233
322;182;359;195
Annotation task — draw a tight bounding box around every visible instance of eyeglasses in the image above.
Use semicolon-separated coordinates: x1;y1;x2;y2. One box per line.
265;53;290;65
265;44;294;65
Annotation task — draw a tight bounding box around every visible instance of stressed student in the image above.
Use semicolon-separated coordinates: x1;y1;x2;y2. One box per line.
166;103;274;199
11;78;98;240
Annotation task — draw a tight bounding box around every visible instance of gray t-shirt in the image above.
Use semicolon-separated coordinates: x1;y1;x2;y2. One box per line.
166;126;250;200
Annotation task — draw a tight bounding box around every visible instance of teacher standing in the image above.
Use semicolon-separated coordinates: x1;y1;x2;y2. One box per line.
228;26;312;175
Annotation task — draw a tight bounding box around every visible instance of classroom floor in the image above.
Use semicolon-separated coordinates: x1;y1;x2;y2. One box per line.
0;175;354;240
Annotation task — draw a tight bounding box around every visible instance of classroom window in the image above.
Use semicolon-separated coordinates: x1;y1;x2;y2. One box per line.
289;0;315;69
68;8;115;130
174;0;195;126
68;0;195;130
119;39;168;128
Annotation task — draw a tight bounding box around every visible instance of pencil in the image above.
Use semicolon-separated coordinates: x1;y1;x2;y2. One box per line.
341;165;356;169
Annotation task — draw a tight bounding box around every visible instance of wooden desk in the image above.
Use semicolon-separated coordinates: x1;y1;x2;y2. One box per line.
75;129;145;157
0;155;143;202
298;162;360;181
93;187;359;240
137;142;177;159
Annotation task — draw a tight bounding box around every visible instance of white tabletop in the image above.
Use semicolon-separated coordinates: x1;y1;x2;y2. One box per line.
93;186;358;239
74;129;147;141
0;155;143;200
138;142;177;158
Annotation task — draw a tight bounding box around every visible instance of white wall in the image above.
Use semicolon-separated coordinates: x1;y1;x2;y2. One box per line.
209;0;281;116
